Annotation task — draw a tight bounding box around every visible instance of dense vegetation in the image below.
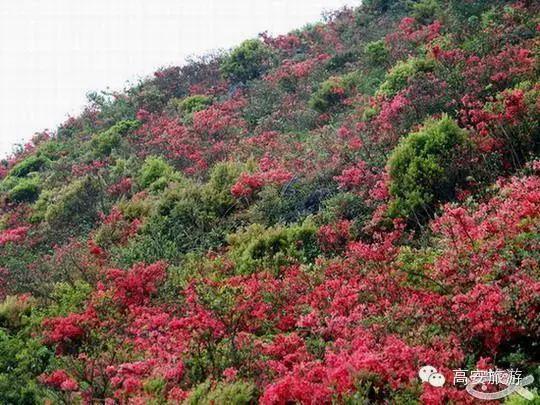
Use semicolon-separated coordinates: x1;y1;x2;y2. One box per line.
1;0;539;403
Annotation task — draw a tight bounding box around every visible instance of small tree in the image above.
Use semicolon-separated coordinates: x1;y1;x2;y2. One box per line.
377;57;435;98
7;177;41;203
90;120;140;157
9;155;48;178
364;40;389;65
179;95;212;115
138;156;184;191
221;39;274;83
309;73;360;112
388;115;470;220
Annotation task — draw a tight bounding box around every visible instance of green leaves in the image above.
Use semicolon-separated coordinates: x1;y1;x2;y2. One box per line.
6;176;41;203
377;57;435;98
9;155;48;178
90;119;140;157
388;115;470;220
138;155;184;191
221;39;274;83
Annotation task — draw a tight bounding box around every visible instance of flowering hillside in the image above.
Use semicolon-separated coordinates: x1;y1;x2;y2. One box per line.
1;1;539;403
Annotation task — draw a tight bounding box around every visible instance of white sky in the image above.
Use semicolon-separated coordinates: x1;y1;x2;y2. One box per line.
0;0;359;157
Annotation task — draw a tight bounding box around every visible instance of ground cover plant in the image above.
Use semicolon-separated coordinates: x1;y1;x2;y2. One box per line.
0;0;539;403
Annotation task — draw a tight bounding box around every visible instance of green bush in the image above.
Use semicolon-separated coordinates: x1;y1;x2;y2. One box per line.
91;119;140;156
0;296;35;330
120;163;243;265
132;83;167;113
388;115;470;220
227;220;319;274
309;75;357;113
377;57;435;98
9;155;48;178
504;390;540;405
91;132;120;157
28;190;53;223
117;178;236;265
325;50;359;71
364;40;389;65
45;176;101;231
248;179;333;226
138;156;185;191
203;161;243;215
179;95;212;114
7;177;41;203
363;0;394;13
221;39;274;83
320;192;370;223
186;380;255;405
0;330;51;405
118;194;154;221
411;0;441;24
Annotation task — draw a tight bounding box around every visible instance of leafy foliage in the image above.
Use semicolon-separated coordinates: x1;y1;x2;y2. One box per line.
377;57;435;98
9;155;48;178
388;115;470;219
0;0;539;402
221;39;274;83
5;176;41;203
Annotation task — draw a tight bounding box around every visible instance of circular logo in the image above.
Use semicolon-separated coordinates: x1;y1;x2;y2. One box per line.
428;373;446;387
418;365;438;383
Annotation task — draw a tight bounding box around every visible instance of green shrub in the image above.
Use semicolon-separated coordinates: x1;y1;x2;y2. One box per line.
186;380;255;405
411;0;441;24
29;190;54;223
7;177;41;203
377;57;435;98
45;176;101;230
110;119;140;136
363;0;394;13
9;156;48;178
320;192;370;223
202;161;243;215
227;220;319;274
118;194;155;221
143;376;166;396
325;50;359;71
138;156;184;191
45;281;92;317
388;115;470;220
364;40;389;65
91;132;120;156
309;75;352;113
221;39;274;83
179;95;212;114
132;83;167;113
116;178;237;264
91;120;140;156
242;79;284;128
0;296;35;330
0;329;51;404
249;179;333;226
504;390;540;405
36;140;67;161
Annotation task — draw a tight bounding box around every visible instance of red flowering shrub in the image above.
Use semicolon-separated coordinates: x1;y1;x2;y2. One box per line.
39;370;79;391
317;220;351;252
231;157;293;198
107;177;133;196
0;226;29;246
0;1;538;403
42;312;90;351
106;261;167;307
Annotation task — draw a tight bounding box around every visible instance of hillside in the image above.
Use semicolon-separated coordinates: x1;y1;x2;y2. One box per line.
0;0;539;403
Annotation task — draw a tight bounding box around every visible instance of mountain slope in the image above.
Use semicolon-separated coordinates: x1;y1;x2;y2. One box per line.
0;0;539;403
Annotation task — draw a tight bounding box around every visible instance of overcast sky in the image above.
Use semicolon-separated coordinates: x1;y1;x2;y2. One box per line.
0;0;359;157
